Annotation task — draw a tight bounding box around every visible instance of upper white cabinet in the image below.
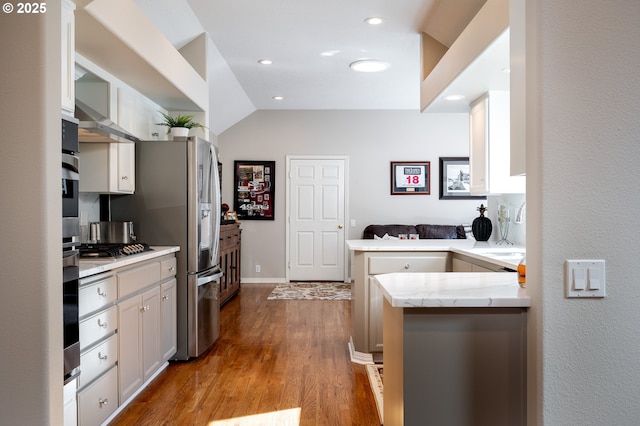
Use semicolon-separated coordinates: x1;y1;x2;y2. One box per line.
79;142;135;194
61;0;76;112
469;91;525;195
117;87;164;141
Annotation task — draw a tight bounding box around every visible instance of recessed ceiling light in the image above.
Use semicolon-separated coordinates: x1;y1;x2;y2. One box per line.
365;17;383;25
272;96;284;100
258;59;273;65
321;50;341;57
444;94;465;101
349;60;390;72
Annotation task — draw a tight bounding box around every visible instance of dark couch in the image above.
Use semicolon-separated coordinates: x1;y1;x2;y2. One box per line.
362;224;467;240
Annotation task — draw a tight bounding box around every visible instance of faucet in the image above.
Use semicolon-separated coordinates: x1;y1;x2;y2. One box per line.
515;201;526;224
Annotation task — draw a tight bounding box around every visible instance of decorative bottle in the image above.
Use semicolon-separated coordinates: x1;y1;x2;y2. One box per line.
471;204;492;241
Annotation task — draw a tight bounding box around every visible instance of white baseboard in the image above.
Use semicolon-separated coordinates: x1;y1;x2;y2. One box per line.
348;336;375;365
241;277;286;284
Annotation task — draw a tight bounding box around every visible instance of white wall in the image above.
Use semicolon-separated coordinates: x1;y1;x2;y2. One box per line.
529;0;640;424
0;4;64;425
219;110;483;281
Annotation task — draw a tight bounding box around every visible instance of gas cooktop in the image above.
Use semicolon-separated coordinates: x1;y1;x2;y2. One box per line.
79;243;152;258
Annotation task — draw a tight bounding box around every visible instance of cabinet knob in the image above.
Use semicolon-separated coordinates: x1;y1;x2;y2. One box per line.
98;352;108;361
99;398;109;407
162;295;169;301
168;266;175;272
121;176;128;180
97;287;107;297
404;263;411;269
97;319;108;329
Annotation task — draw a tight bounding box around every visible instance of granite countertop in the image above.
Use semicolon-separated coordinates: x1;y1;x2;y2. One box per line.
374;272;530;308
79;246;180;278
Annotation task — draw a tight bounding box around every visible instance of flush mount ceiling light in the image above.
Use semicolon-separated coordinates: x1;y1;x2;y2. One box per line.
272;96;284;100
258;59;273;65
349;60;390;72
364;17;383;25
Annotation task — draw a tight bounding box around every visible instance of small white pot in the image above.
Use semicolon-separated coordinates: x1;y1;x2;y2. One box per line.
170;127;189;139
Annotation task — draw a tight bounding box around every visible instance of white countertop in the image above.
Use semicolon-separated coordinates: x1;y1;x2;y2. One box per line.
79;246;180;278
374;272;530;308
346;239;525;270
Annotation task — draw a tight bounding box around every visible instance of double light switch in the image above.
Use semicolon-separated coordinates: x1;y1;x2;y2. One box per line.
565;260;606;298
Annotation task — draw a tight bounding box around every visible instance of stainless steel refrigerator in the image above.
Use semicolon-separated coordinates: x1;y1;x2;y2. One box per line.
111;136;222;360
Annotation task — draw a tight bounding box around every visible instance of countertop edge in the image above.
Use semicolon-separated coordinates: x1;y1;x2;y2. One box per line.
79;246;180;278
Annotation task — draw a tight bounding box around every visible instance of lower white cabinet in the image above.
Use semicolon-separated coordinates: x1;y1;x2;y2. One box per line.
352;251;451;355
76;253;176;425
452;253;508;272
77;365;118;426
118;286;161;402
160;279;178;362
64;378;78;426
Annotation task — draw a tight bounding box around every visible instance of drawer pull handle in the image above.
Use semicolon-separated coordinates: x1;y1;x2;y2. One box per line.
404;263;411;269
98;352;108;361
97;287;107;297
168;266;175;272
99;398;109;406
97;319;108;329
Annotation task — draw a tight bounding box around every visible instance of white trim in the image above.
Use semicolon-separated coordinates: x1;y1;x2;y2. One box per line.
348;337;375;365
241;277;286;284
285;155;350;283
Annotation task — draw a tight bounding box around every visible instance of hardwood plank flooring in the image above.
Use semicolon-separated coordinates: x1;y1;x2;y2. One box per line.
110;283;380;426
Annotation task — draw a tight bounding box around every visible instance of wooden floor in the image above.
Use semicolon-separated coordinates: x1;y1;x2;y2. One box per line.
110;283;380;426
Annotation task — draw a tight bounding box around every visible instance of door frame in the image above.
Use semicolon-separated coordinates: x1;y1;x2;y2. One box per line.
285;155;349;283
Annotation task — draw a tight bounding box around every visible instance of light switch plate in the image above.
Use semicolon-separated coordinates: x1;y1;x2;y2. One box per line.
565;260;606;298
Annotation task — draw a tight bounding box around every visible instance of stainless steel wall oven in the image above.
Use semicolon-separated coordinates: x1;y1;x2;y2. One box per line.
62;114;80;383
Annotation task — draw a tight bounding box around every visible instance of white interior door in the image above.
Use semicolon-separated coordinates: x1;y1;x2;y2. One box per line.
287;156;348;282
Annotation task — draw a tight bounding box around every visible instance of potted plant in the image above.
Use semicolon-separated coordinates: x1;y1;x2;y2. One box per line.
157;112;206;139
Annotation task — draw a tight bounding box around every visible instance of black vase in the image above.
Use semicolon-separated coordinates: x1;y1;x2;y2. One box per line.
472;204;492;241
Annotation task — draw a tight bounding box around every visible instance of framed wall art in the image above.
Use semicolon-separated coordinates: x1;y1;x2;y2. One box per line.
390;161;430;195
233;160;275;220
438;157;486;200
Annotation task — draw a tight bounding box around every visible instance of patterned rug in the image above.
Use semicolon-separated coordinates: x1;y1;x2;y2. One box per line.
267;282;351;300
366;364;384;425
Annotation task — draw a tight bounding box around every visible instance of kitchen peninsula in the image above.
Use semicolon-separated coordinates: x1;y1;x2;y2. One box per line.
346;239;525;363
375;272;529;426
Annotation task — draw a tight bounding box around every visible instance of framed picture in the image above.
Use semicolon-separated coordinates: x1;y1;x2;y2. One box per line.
390;161;430;195
438;157;486;200
233;160;275;220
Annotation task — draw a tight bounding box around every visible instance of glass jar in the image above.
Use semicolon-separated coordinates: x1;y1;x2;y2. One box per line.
517;256;526;288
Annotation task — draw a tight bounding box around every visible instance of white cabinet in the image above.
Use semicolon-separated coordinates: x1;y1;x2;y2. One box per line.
160;278;177;362
61;0;75;112
469;91;526;195
117;87;165;140
63;379;77;426
77;272;118;426
118;286;161;402
352;251;451;355
79;142;135;194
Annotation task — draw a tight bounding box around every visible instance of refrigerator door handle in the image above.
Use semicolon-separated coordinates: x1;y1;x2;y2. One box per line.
195;269;224;287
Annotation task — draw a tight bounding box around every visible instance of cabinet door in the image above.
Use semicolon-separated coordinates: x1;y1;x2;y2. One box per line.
61;0;75;112
117;143;135;193
118;295;143;402
367;277;384;353
469;94;489;194
160;279;177;362
142;287;161;380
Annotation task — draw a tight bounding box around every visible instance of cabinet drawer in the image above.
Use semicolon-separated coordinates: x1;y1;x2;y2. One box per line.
79;334;118;388
80;305;117;351
79;274;117;318
367;253;449;274
160;256;177;280
118;261;161;298
78;365;118;426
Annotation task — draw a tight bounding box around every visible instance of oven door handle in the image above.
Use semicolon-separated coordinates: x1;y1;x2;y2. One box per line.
62;153;79;178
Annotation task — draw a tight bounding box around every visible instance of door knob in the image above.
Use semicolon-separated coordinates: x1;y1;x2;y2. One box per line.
338;224;343;229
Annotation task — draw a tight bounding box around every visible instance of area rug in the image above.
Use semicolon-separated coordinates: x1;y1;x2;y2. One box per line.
366;364;384;425
266;282;351;300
